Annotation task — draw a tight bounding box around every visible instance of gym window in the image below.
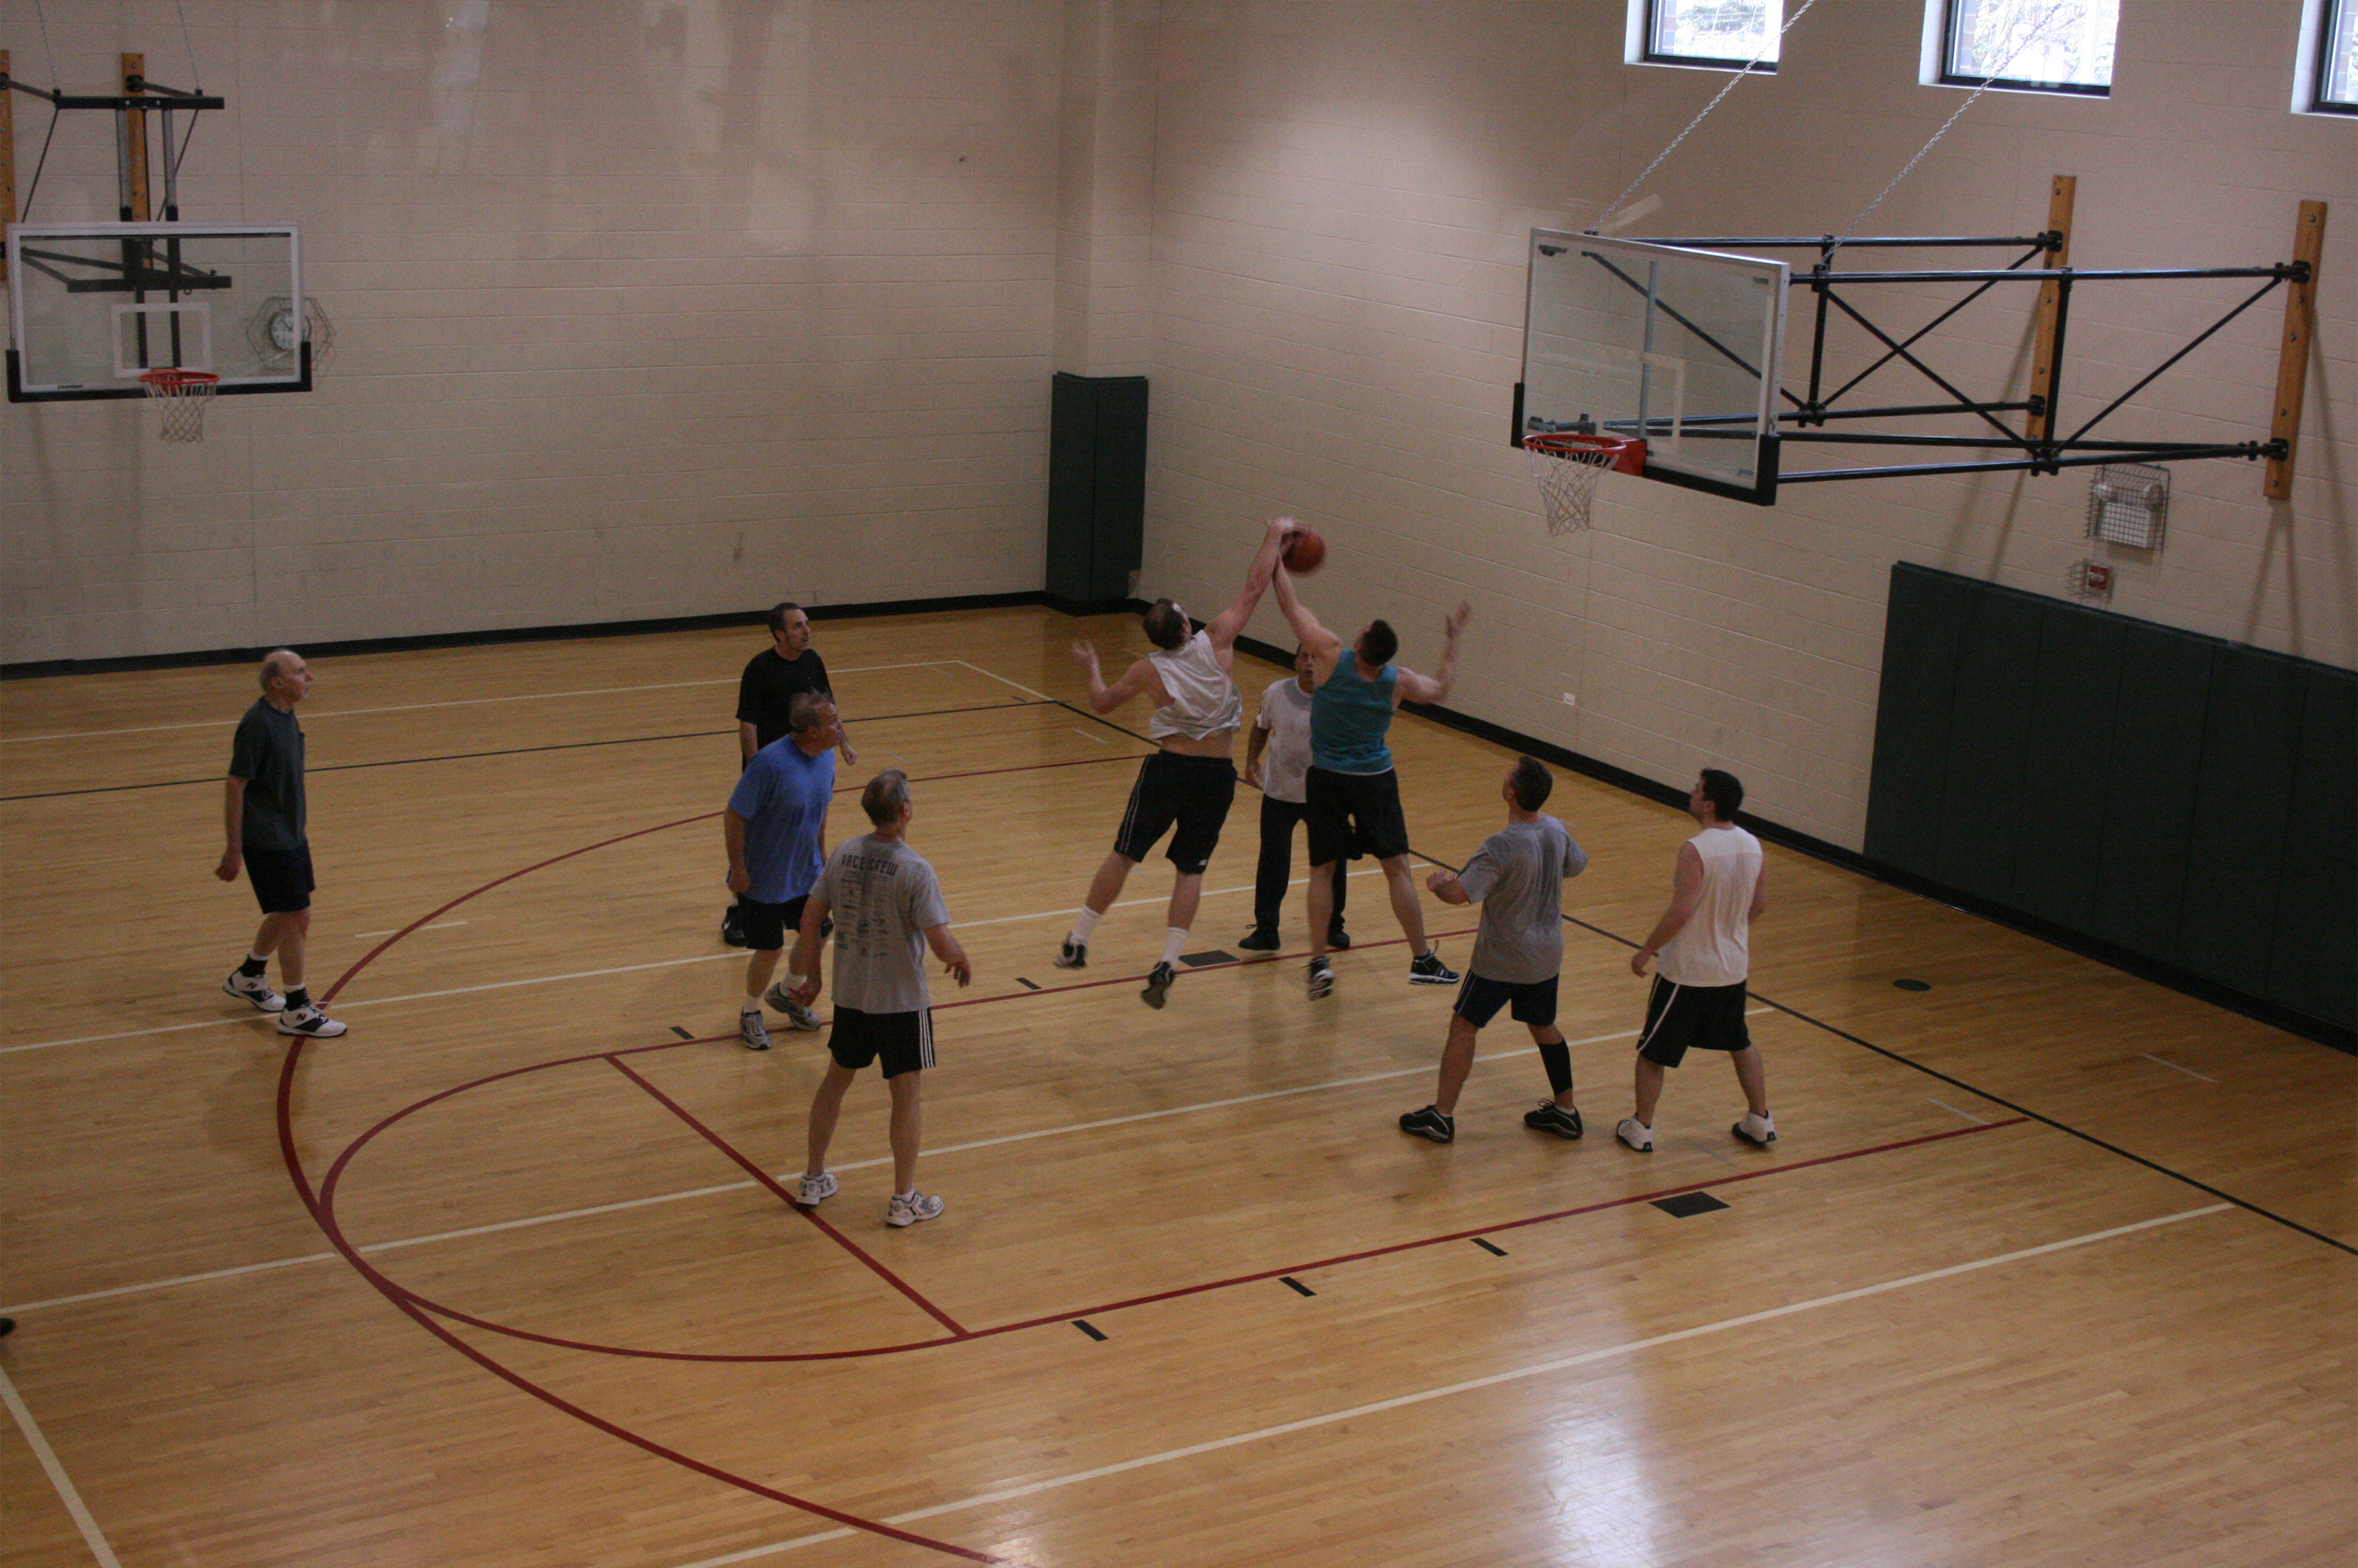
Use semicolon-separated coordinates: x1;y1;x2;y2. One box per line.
2295;0;2358;114
1933;0;2117;96
1632;0;1783;74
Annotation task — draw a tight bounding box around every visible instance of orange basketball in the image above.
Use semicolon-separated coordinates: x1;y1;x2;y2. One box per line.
1283;527;1327;574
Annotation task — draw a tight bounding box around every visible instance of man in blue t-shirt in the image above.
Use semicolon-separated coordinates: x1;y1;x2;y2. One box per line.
723;692;840;1049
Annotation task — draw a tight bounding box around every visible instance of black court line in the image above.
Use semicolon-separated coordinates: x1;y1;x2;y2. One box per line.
1472;1238;1508;1257
1072;1319;1108;1342
1279;1276;1316;1297
0;698;1059;802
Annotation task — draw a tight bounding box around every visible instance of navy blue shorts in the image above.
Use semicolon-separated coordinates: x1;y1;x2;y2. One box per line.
736;893;810;953
245;843;315;915
1453;971;1559;1029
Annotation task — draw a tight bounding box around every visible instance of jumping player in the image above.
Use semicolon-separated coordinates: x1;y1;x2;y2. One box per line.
1056;517;1295;1008
1269;565;1472;999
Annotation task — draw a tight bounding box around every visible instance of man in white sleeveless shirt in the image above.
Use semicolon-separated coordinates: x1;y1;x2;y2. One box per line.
1059;518;1294;1008
1618;769;1774;1152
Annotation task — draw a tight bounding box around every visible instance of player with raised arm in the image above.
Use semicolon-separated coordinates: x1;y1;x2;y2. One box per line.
1055;518;1296;1009
1269;562;1472;999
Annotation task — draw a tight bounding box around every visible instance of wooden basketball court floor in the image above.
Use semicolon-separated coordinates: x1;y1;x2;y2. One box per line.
2;604;2350;1568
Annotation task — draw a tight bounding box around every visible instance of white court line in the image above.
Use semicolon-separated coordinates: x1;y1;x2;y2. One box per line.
675;1204;2234;1566
1069;728;1109;746
1927;1098;1991;1124
946;658;1055;704
1;872;1388;1053
353;919;468;940
0;1014;1762;1317
0;663;942;744
2139;1054;2219;1084
1;1364;125;1568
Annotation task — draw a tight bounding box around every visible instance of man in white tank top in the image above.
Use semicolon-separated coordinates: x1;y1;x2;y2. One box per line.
1058;518;1295;1007
1617;769;1774;1152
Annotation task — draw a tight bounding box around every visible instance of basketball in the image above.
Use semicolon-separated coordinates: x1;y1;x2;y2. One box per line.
1283;527;1326;574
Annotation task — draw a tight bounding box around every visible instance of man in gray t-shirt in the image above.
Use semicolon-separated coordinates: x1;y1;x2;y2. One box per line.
1397;757;1590;1146
786;770;972;1228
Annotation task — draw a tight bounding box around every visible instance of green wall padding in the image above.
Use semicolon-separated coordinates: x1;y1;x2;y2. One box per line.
1869;563;2353;1034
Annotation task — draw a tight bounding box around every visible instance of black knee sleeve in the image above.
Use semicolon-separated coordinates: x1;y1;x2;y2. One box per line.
1537;1038;1573;1096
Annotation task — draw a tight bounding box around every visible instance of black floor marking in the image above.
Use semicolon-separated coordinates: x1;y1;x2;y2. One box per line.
1178;949;1236;967
1014;977;1042;991
669;1025;694;1041
1280;1275;1316;1297
1894;977;1932;992
2;698;1060;802
1653;1192;1732;1219
1073;1319;1108;1342
1472;1238;1508;1257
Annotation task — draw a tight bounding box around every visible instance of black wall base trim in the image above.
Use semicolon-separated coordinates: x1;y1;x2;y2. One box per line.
2;591;1055;681
1221;629;2352;1054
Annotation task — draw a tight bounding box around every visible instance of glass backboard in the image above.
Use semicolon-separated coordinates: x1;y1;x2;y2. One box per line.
1520;231;1788;504
6;223;307;400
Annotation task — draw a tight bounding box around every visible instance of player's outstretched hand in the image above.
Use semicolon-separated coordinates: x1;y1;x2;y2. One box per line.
1070;640;1099;669
1269;515;1297;538
1444;601;1473;639
214;850;241;882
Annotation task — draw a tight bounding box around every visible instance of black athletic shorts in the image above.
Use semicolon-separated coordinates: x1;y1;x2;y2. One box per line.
1453;971;1559;1029
1303;766;1409;866
1635;975;1751;1067
245;843;315;915
1113;751;1237;875
736;893;810;953
828;1006;936;1079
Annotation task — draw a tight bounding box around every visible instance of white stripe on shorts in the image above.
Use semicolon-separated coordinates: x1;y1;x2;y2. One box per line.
916;1008;936;1072
1633;975;1683;1057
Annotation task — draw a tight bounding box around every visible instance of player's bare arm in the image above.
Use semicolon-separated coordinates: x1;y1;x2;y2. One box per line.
1424;867;1472;905
723;810;754;895
924;923;972;988
738;720;760;763
787;892;831;1003
1271;567;1342;677
1243;720;1271;788
1749;857;1769;921
216;775;248;881
1072;642;1165;713
1205;516;1299;654
1629;841;1705;976
1392;602;1473;706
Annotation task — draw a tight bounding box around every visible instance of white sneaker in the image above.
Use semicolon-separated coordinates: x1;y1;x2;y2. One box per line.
759;980;826;1030
886;1190;944;1228
1615;1117;1654;1152
275;1003;348;1038
796;1170;837;1208
739;1009;771;1052
1733;1112;1777;1146
223;970;285;1013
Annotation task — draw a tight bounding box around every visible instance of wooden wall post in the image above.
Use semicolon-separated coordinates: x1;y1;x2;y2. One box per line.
2026;173;2077;444
122;53;149;221
2264;201;2327;501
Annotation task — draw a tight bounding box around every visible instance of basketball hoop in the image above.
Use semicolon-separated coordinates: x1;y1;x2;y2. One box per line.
1524;432;1645;534
139;369;220;444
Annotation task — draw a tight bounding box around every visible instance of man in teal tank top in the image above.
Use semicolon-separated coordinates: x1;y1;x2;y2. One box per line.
1272;562;1472;1000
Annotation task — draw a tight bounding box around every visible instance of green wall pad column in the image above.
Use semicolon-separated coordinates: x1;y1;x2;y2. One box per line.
1046;372;1149;610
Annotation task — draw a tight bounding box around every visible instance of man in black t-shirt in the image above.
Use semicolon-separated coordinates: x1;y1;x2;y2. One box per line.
215;650;347;1037
724;602;858;945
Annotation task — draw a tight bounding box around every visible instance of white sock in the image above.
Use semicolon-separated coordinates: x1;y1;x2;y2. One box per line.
743;993;763;1012
1068;907;1103;945
1159;928;1189;965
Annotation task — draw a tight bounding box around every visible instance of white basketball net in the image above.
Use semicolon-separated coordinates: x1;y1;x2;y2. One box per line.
1526;441;1624;535
142;374;217;444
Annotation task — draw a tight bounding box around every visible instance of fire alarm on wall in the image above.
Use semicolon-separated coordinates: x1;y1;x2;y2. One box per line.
2067;559;2113;603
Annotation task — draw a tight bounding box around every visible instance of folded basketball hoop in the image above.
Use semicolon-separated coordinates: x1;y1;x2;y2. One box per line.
1524;432;1644;534
140;368;220;444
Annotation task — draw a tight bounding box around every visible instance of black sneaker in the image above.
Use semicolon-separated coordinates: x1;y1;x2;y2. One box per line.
1141;961;1175;1009
1327;927;1352;951
1307;957;1334;999
1399;1105;1456;1144
1236;927;1280;952
1407;949;1460;985
1054;940;1088;969
1524;1101;1584;1140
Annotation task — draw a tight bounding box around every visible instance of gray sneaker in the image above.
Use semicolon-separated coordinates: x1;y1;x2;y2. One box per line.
886;1190;945;1228
759;979;826;1030
739;1009;771;1052
796;1170;838;1208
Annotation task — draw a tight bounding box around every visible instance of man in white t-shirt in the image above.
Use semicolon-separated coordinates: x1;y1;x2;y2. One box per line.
1617;768;1773;1152
787;770;972;1228
1058;518;1294;1009
1237;645;1349;953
